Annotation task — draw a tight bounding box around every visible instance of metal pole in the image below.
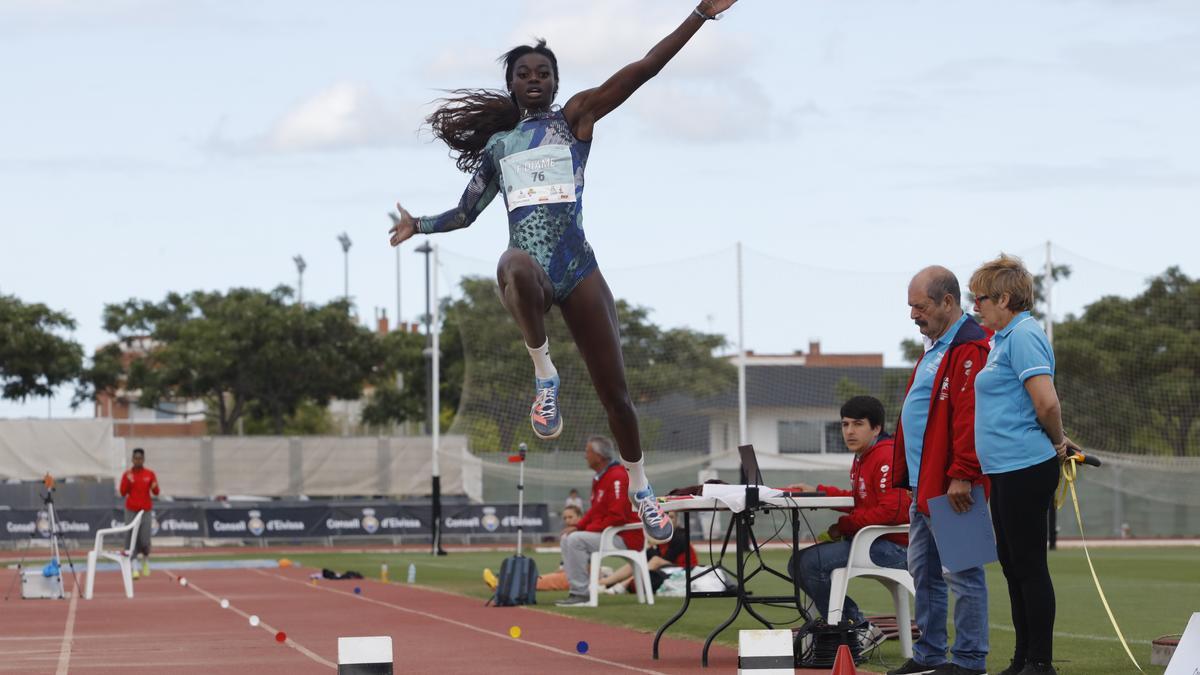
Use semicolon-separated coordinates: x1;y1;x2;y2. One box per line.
432;242;441;471
414;240;444;555
516;442;527;554
431;243;445;555
1044;240;1058;549
736;242;748;445
293;255;306;304
337;233;352;302
400;243;410;329
1044;240;1054;344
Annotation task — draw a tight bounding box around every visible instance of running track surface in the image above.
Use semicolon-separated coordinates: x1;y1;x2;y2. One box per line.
0;566;792;674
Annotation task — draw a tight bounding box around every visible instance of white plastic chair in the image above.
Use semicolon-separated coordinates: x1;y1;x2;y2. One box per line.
826;524;915;658
586;523;654;607
84;511;144;600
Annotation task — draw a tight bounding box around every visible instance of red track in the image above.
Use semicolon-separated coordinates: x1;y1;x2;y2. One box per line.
1;567;757;674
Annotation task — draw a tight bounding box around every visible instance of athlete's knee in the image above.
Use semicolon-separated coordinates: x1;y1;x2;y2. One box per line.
597;386;635;417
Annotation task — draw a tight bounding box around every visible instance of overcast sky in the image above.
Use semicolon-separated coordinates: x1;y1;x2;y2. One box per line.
2;0;1197;419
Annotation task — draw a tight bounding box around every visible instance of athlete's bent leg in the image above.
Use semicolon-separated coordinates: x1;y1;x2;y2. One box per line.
497;249;563;439
560;270;672;543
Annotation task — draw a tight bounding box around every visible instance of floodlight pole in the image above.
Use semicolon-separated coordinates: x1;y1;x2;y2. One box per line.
400;246;410;331
337;233;352;302
293;255;307;304
415;240;446;556
736;242;747;445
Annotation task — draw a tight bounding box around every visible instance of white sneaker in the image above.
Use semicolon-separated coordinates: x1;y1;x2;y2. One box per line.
603;583;628;595
856;622;887;652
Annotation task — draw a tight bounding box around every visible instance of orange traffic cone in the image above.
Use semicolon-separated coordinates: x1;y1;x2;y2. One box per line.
829;643;856;675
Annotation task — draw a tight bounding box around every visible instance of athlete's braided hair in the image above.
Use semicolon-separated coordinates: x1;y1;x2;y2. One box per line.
427;39;559;173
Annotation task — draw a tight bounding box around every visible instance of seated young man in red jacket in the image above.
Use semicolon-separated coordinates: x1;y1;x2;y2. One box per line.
556;435;644;606
786;396;911;632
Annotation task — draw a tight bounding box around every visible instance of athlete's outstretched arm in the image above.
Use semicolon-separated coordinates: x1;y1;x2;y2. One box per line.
389;152;500;247
563;0;737;139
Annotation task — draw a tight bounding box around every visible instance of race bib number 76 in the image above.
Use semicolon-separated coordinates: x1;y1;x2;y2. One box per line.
499;145;576;211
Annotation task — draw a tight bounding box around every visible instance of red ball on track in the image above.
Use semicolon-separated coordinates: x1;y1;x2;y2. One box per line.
275;631;287;643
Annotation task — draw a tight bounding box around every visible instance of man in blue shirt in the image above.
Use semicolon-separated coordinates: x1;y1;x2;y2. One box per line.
890;266;991;675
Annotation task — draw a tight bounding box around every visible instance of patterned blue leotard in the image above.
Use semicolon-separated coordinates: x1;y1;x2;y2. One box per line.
415;108;597;303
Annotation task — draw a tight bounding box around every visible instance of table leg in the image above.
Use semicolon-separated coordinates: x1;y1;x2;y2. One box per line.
703;593;743;667
653;511;693;659
702;512;749;666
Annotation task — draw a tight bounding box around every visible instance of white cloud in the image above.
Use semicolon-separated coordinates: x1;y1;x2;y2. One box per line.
427;3;753;84
421;1;767;144
209;82;424;155
628;76;799;143
514;0;753;80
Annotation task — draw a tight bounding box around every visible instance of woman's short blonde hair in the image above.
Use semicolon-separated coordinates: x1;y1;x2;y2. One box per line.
969;254;1035;313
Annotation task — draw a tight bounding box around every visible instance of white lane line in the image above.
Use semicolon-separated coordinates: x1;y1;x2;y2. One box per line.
55;581;78;675
254;569;667;675
163;570;335;670
989;622;1152;645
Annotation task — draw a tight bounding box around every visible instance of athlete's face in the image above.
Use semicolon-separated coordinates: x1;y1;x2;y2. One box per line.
509;53;557;109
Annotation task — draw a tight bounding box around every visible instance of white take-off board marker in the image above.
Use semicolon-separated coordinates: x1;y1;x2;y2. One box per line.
337;636;393;675
738;629;794;675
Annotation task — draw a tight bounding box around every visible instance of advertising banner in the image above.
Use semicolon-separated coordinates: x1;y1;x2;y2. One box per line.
204;507;328;539
0;508;117;541
0;503;549;540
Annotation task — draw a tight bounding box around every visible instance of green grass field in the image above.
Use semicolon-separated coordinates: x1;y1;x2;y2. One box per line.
124;545;1195;674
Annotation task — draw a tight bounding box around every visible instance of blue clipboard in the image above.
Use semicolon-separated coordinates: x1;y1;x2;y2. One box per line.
927;484;998;573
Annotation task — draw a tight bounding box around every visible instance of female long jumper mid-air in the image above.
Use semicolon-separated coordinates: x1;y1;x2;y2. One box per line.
389;0;738;543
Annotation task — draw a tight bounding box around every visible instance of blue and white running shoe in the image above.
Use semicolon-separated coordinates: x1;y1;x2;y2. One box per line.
530;375;563;440
632;485;673;545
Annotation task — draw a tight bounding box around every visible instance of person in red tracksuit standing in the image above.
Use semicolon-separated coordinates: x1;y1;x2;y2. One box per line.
786;396;911;638
556;435;643;606
119;447;159;579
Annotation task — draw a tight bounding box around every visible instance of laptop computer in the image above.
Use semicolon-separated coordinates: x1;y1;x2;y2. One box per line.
739;443;825;497
737;444;764;485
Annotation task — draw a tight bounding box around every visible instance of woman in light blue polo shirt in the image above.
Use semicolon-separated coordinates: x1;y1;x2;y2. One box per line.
970;254;1080;675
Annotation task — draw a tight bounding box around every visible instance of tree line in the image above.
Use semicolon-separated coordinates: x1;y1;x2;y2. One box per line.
2;267;1196;455
0;280;732;442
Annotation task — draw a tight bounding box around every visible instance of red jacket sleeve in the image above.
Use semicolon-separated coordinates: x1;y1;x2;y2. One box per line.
816;484;853;498
119;472;131;497
815;484;854;513
945;344;986;483
576;467;635;533
837;451;909;535
150;470;161;496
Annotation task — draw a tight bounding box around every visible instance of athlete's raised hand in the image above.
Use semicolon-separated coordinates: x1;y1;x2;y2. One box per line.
564;0;740;140
388;203;417;247
697;0;738;18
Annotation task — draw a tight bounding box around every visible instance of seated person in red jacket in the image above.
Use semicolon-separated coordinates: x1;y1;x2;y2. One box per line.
599;512;696;594
786;396;911;627
556;435;644;607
